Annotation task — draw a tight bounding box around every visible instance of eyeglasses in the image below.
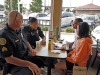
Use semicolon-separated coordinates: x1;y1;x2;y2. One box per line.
13;11;18;24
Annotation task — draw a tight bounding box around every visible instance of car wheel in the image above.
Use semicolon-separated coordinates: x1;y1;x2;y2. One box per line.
70;21;73;26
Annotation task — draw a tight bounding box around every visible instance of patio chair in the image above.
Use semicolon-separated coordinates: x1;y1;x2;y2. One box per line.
65;54;93;75
91;39;100;75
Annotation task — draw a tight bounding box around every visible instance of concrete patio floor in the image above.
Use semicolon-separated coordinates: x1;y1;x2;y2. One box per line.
0;65;100;75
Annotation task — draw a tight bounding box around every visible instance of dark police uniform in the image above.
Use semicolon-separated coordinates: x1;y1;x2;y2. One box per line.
0;24;43;75
22;25;44;49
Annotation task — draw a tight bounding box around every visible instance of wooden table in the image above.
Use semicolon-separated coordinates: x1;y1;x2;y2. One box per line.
35;40;67;75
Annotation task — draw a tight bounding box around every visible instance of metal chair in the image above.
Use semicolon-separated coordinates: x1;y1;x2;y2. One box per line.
91;39;100;75
66;54;93;75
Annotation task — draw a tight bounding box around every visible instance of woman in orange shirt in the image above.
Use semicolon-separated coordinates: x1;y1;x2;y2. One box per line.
55;22;93;75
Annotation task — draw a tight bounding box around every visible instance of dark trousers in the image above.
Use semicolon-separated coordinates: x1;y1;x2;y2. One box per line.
9;55;44;75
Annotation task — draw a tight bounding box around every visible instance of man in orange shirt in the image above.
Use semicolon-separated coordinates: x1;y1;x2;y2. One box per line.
55;22;93;75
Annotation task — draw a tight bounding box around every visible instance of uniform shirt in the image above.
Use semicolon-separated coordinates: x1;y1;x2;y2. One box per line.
0;24;28;59
22;25;44;48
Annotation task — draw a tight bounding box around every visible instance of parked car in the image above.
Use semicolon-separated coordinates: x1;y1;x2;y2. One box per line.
38;12;75;27
28;13;47;19
81;15;99;29
96;14;100;19
91;26;100;40
0;13;5;18
76;14;87;18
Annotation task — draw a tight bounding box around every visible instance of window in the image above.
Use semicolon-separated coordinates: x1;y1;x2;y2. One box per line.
62;12;70;18
38;14;47;17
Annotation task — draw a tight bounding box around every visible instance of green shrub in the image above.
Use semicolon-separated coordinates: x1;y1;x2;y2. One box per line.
65;27;75;33
89;28;92;34
40;26;48;31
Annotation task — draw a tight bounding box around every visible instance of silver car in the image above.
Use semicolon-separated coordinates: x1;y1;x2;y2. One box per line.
81;15;99;29
91;26;100;40
38;12;75;27
28;13;47;19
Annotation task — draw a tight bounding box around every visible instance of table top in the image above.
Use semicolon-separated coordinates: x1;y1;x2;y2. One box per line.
35;40;67;59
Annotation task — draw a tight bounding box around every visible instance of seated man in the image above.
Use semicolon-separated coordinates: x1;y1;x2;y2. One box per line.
0;11;43;75
58;18;83;63
62;18;83;50
22;17;46;49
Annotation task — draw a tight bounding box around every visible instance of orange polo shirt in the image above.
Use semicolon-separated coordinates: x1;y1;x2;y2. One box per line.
67;37;93;66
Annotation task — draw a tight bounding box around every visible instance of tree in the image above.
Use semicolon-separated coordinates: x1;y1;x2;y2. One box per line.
66;8;71;12
4;0;22;15
12;0;18;10
30;0;42;13
5;0;18;11
4;0;9;12
72;9;76;13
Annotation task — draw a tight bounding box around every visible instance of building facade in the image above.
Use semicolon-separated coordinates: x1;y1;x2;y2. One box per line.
76;3;100;15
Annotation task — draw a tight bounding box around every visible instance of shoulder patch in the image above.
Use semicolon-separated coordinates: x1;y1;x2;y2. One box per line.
2;46;7;52
0;38;6;45
21;33;23;38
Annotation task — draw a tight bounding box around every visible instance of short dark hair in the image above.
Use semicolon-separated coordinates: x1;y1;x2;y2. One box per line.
78;22;90;38
75;18;83;23
29;17;37;23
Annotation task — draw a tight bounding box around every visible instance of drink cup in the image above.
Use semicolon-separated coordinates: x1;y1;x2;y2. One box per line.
36;41;40;48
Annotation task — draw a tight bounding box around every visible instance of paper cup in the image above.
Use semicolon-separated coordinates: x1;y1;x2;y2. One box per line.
36;41;40;48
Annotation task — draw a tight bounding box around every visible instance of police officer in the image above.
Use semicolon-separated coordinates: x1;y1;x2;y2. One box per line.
0;11;43;75
22;17;46;49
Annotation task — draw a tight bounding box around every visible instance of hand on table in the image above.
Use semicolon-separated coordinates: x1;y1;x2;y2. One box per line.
41;38;46;46
62;44;66;50
28;63;41;75
30;49;36;56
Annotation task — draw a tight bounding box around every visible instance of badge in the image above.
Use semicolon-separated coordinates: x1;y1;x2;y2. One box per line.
0;38;6;45
2;46;7;52
21;33;23;38
15;39;19;42
37;30;38;33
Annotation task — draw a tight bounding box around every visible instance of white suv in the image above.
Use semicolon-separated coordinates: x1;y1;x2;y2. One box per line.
38;12;75;27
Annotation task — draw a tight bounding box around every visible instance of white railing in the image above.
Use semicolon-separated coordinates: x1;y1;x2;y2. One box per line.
0;17;51;29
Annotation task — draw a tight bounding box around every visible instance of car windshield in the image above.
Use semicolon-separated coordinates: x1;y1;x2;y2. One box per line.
83;16;95;21
47;12;74;17
38;14;47;17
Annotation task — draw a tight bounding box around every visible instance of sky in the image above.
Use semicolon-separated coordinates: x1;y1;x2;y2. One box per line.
1;0;100;9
